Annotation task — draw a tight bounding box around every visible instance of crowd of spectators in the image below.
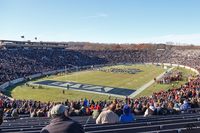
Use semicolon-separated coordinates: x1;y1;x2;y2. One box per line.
0;46;164;86
161;48;200;72
0;76;199;123
1;45;200;124
156;71;182;84
0;47;107;85
79;50;150;64
1;45;200;86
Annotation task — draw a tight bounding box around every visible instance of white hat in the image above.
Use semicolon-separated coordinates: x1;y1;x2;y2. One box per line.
149;106;155;111
50;104;66;116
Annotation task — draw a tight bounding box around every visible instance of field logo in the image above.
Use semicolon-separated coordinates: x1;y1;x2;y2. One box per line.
34;80;135;96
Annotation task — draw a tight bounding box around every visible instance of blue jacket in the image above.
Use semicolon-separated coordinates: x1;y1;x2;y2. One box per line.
180;102;191;111
119;105;135;123
119;114;135;123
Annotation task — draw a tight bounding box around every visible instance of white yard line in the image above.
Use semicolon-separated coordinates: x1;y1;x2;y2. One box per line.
129;67;174;98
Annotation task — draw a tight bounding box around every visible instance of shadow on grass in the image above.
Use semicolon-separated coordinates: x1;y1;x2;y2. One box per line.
4;75;48;97
4;82;26;97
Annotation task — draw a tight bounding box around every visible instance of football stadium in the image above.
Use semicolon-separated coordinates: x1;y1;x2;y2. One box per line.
1;40;200;133
1;0;200;133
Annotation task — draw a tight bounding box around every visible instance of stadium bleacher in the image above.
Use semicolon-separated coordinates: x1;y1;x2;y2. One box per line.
1;112;200;133
1;42;200;132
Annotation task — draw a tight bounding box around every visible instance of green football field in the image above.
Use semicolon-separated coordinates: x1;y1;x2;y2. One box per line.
36;64;165;90
9;64;196;102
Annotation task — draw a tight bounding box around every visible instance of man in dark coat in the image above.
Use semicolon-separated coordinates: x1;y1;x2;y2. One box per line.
40;104;84;133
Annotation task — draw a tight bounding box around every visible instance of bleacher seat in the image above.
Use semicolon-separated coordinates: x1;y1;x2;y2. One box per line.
1;112;200;133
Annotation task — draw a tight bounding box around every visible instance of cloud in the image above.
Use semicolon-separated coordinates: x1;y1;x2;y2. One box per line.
81;13;109;19
136;34;200;45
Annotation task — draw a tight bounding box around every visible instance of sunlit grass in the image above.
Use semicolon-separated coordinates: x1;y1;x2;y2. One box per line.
10;64;195;102
136;67;196;97
37;64;165;90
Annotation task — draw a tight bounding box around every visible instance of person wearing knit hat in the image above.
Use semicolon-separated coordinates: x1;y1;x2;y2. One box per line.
119;105;135;123
41;104;84;133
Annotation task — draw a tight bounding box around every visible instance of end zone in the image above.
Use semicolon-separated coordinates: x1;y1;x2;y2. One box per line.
32;80;135;97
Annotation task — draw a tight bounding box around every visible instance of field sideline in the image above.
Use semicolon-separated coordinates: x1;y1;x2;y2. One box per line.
10;64;196;102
